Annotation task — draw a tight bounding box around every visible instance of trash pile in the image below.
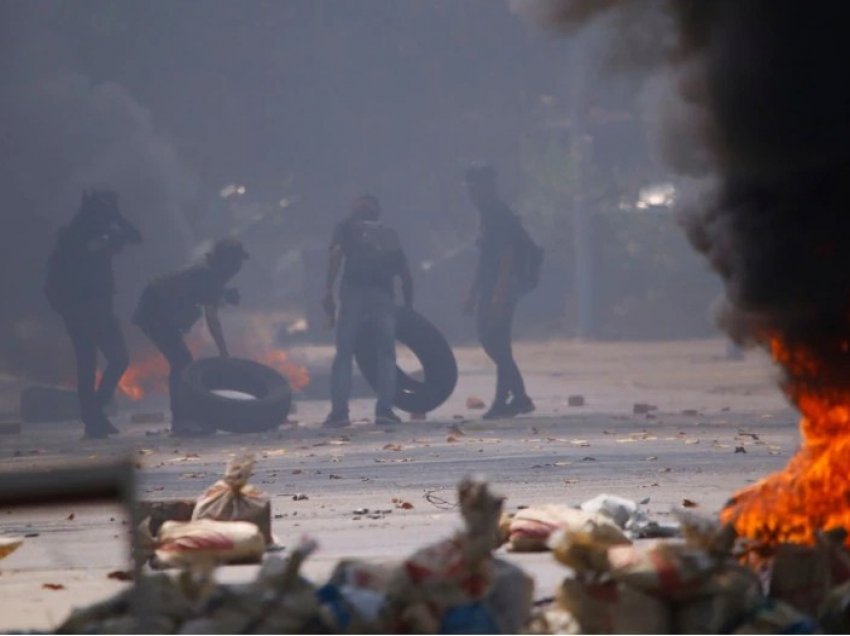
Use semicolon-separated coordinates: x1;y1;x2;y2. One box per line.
526;506;850;634
500;493;678;552
51;469;850;634
58;476;532;634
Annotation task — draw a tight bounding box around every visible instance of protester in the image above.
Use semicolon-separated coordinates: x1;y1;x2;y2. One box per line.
134;237;248;436
464;163;540;419
45;190;142;438
323;195;413;427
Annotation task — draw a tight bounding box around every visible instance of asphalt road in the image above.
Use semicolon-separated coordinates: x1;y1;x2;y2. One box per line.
0;338;799;631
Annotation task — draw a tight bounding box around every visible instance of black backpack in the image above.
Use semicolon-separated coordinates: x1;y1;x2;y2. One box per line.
514;221;544;294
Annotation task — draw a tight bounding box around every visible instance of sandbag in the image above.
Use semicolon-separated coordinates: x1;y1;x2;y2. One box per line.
153;519;265;569
505;504;630;552
191;455;271;544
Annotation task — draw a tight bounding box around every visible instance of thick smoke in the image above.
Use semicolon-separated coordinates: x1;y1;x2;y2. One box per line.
0;3;195;382
515;0;850;397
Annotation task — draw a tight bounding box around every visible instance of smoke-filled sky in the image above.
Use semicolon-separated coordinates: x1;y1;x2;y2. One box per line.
1;0;704;382
523;0;850;396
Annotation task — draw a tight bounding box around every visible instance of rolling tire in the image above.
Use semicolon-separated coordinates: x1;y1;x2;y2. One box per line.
178;357;291;433
355;307;458;414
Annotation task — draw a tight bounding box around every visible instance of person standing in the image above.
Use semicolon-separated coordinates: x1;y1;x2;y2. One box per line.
323;195;413;427
45;189;142;438
133;237;248;436
464;163;539;420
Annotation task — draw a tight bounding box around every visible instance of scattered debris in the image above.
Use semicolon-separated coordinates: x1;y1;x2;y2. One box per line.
292;493;308;501
735;446;748;453
392;498;414;510
465;396;486;410
682;498;699;508
42;583;65;591
106;570;133;582
424;489;457;510
567;395;585;407
0;537;24;559
448;424;466;437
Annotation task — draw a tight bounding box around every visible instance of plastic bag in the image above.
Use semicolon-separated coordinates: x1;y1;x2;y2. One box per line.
192;454;271;544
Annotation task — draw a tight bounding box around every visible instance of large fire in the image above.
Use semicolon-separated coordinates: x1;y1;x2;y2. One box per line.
114;325;310;400
117;352;169;400
721;337;850;546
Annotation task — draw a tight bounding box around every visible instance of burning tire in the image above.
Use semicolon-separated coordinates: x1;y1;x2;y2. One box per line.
178;357;291;433
355;307;458;414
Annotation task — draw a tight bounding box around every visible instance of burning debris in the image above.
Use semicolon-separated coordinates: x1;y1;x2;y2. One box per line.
516;0;850;549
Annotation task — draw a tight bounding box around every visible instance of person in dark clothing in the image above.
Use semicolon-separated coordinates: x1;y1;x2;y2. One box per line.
464;163;535;420
45;189;142;438
323;195;413;427
133;237;248;436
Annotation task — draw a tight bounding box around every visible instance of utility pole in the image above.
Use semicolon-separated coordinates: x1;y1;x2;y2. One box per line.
570;40;594;339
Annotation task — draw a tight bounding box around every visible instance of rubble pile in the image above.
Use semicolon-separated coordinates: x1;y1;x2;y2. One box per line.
527;507;850;634
48;471;850;634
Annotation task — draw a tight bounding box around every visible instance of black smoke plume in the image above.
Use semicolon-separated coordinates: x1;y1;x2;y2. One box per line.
514;0;850;396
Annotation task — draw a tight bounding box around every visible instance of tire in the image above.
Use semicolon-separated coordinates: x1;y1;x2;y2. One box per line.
178;357;291;433
355;307;458;413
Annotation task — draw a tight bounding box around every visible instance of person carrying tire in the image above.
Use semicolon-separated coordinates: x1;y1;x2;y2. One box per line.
44;189;142;439
463;163;540;420
133;237;248;436
323;195;413;427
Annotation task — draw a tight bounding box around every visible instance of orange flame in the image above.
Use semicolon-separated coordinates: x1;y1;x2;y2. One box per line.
114;335;310;401
259;349;310;392
117;351;170;400
721;337;850;546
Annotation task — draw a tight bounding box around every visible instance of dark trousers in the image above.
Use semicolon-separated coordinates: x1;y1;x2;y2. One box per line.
62;303;129;431
331;285;397;414
137;322;193;425
476;297;527;405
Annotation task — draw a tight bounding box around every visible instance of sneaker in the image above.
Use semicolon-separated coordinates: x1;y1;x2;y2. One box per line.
508;396;536;416
481;402;513;420
375;409;402;425
323;411;351;428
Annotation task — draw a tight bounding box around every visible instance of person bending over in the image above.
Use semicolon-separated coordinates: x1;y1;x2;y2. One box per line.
134;238;248;436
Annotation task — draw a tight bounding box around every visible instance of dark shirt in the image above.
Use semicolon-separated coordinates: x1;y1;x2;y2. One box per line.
475;200;522;297
134;263;228;333
45;227;116;313
331;217;407;294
